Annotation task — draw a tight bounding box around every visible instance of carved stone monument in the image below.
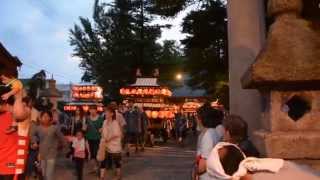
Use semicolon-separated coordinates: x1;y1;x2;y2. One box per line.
241;0;320;169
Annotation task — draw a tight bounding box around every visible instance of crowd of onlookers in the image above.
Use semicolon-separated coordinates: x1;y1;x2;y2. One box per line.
192;103;320;180
1;65;319;180
22;99;154;180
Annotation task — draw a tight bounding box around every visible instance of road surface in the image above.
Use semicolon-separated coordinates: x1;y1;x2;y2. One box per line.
53;135;197;180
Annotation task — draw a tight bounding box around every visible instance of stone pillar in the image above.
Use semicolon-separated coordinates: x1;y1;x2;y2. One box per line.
227;0;266;135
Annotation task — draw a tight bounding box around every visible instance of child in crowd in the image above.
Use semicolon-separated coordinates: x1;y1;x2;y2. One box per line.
68;130;91;180
0;68;23;134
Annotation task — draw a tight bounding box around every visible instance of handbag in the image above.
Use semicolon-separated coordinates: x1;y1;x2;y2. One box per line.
96;138;107;162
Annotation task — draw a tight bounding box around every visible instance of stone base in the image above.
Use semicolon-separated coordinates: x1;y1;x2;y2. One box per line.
253;130;320;159
293;160;320;172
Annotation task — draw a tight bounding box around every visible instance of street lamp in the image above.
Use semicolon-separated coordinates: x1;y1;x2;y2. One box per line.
176;73;183;81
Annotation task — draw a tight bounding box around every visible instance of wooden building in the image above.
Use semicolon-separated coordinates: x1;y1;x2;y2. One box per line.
0;42;22;70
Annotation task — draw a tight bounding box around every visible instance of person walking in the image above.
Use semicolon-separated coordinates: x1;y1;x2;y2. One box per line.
194;103;224;180
174;109;187;144
70;130;90;180
138;107;149;151
83;106;104;174
31;110;67;180
71;109;86;136
100;105;123;180
123;101;141;155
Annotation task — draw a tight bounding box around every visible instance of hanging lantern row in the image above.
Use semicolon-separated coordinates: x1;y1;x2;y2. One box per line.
120;87;172;97
72;92;103;100
72;85;100;92
183;102;202;110
145;110;175;119
64;105;104;112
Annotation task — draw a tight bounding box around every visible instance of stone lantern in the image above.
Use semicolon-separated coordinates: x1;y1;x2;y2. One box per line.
241;0;320;168
40;79;62;110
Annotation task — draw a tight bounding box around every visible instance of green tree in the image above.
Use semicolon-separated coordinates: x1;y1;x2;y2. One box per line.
147;0;229;108
70;0;184;100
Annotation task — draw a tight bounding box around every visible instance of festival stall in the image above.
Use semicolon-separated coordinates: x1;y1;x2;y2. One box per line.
64;84;104;113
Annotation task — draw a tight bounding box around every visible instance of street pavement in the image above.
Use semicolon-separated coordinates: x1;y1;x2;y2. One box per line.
53;134;197;180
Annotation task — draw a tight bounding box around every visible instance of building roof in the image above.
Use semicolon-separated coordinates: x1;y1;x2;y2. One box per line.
130;78;160;87
172;85;206;98
0;42;22;67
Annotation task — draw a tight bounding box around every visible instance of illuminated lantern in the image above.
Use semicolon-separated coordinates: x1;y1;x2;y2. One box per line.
145;110;152;118
149;89;155;95
158;111;163;119
161;89;167;96
143;89;148;95
151;111;158;119
120;88;125;95
168;112;174;119
125;89;130;95
95;87;103;99
137;88;143;95
73;93;80;98
164;90;170;96
97;106;104;112
82;105;89;112
64;106;68;111
131;89;137;95
72;86;77;92
155;89;161;95
92;86;97;91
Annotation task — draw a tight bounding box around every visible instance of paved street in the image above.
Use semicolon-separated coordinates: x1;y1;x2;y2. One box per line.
53;135;197;180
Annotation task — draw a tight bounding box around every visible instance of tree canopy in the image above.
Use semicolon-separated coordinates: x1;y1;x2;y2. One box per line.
70;0;184;100
147;0;229;107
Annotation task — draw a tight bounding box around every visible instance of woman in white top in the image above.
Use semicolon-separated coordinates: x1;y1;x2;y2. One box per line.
194;103;225;180
100;105;123;180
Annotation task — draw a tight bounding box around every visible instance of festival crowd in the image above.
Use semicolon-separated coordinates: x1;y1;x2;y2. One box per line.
0;67;319;180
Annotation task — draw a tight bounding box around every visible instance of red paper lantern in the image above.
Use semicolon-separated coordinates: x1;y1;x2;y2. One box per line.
151;111;158;119
158;111;165;119
161;89;167;96
120;88;125;95
149;89;155;95
145;110;152;118
73;93;79;98
143;89;149;95
131;89;137;95
97;106;103;112
82;105;89;112
137;88;143;95
155;89;161;95
72;86;78;92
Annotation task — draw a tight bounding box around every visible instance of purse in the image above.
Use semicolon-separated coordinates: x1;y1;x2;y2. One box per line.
96;138;107;162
